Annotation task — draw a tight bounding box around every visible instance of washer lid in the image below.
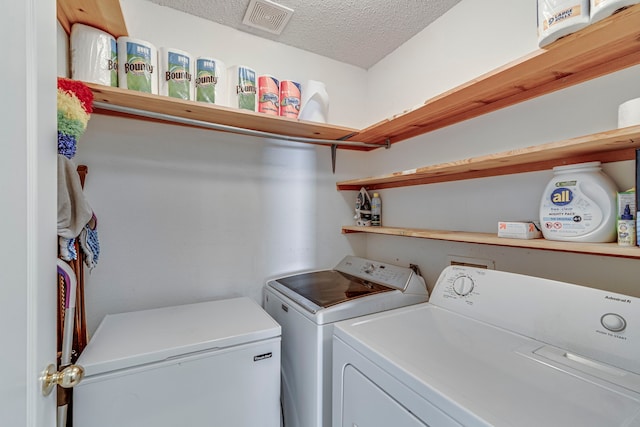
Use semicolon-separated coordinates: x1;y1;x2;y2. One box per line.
270;270;393;312
77;297;281;377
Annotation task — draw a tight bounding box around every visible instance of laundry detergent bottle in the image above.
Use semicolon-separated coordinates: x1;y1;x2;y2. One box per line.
539;162;618;242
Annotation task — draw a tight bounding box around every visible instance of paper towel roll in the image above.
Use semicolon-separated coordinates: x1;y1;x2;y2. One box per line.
228;65;257;111
258;75;280;116
70;23;118;87
298;80;329;123
537;0;590;47
591;0;638;23
117;37;158;94
618;97;640;128
279;80;301;119
159;47;193;100
195;57;226;106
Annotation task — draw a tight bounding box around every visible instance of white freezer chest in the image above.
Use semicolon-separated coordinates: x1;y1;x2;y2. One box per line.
73;297;281;427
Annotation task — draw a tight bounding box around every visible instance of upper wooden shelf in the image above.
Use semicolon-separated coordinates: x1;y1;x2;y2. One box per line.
337;125;640;190
348;4;640;147
88;83;359;142
58;2;640;148
342;226;640;259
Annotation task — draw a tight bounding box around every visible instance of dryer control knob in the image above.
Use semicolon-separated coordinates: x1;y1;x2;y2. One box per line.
452;275;474;296
601;313;627;332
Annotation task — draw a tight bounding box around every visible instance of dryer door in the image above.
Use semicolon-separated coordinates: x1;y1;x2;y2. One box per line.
342;365;428;427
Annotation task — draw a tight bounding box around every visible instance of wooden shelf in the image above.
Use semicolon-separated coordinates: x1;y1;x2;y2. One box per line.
57;0;128;38
58;2;640;149
343;226;640;259
348;4;640;147
88;83;359;142
337;125;640;190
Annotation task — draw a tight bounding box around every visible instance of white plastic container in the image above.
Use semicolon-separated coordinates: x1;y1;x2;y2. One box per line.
539;162;618;242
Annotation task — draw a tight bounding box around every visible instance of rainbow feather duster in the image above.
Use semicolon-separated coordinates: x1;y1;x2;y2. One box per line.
57;78;93;158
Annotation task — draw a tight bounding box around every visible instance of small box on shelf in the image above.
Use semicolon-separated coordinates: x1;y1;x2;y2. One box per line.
498;221;542;239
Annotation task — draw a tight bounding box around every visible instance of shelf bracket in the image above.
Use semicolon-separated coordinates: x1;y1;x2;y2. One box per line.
385;138;391;149
331;144;338;173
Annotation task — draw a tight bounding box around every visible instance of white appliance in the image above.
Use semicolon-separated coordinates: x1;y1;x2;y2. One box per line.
73;297;281;427
333;266;640;427
264;255;429;427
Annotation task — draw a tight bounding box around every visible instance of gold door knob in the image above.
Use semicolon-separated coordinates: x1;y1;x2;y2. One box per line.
41;363;84;396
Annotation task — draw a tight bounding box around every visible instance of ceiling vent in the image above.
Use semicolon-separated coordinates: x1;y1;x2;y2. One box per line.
242;0;294;35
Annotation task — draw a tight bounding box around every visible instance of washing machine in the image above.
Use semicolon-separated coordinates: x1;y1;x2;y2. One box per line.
264;255;429;427
73;297;281;427
333;266;640;426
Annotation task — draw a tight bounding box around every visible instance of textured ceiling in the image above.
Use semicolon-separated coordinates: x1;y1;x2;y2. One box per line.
146;0;462;69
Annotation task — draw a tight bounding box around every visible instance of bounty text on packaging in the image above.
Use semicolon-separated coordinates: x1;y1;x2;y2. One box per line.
117;37;158;94
539;162;618;242
195;57;225;105
159;47;193;100
229;65;257;111
258;75;280;116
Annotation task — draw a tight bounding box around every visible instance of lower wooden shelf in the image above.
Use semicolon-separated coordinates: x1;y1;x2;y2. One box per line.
342;225;640;259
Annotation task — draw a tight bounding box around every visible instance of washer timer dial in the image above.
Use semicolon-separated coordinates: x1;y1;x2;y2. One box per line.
452;275;475;296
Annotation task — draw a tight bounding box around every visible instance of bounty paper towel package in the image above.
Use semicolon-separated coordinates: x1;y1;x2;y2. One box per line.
228;65;257;111
591;0;639;23
117;37;158;94
159;47;193;100
195;57;226;105
537;0;590;47
70;24;118;87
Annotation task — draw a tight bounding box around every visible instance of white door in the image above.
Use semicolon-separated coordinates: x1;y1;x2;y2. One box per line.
1;0;58;426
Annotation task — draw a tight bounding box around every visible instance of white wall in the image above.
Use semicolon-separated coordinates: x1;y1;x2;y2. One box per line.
67;0;370;334
66;0;640;333
355;0;640;296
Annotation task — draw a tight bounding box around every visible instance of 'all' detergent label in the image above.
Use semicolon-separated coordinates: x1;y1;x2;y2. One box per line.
125;42;154;93
540;180;602;237
196;59;218;104
258;75;280;116
165;52;192;100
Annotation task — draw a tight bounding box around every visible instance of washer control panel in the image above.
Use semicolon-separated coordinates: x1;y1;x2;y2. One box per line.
335;256;415;291
429;265;640;375
452;275;475;296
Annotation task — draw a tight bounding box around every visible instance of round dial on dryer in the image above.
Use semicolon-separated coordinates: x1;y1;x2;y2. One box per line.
601;313;627;332
452;275;475;296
